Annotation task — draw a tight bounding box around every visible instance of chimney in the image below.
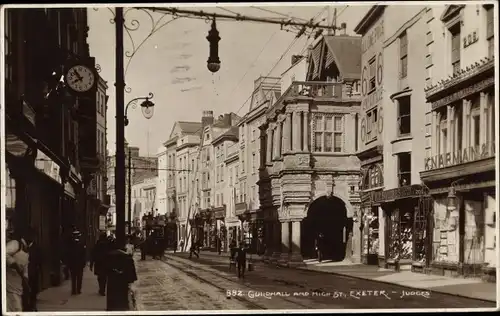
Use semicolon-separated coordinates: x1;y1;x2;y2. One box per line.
291;55;303;66
223;113;232;127
201;110;214;128
129;147;140;158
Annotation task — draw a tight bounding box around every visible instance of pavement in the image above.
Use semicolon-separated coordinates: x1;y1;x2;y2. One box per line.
37;266;106;312
186;250;497;303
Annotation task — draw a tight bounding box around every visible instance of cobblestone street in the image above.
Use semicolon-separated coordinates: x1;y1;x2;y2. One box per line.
131;253;496;311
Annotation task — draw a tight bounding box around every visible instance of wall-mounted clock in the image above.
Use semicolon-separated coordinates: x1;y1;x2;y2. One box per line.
65;64;96;93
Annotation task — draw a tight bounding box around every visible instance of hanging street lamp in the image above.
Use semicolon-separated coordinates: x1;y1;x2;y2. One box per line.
206;16;221;73
124;93;155;126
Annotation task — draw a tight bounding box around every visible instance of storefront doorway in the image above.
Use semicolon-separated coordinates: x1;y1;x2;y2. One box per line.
301;196;348;261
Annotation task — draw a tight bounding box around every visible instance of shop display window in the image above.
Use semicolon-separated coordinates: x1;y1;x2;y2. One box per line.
362;207;379;256
388;208;413;260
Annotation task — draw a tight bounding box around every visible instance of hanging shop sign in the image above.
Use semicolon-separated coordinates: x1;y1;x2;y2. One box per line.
431;76;494;110
371;184;425;204
424;142;495;171
99;215;106;230
35;150;62;184
64;182;76;198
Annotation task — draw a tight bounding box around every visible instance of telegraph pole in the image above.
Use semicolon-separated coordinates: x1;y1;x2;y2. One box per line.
114;7;126;249
128;147;132;235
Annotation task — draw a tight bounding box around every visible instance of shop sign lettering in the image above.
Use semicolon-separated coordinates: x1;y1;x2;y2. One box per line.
361;19;384;54
431;77;494;110
361;87;383;110
463;30;478;49
35;151;62;184
424;142;495;171
371;185;424;204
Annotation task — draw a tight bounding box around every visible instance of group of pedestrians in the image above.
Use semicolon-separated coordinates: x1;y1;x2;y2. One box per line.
6;223;137;312
5;227;41;312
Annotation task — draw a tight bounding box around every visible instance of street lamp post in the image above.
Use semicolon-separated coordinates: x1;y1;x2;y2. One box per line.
115;7;126;250
123;93;155;237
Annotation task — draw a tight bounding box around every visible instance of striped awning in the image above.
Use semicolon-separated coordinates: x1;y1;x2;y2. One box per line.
325;48;335;69
311;43;322;79
6;133;30;157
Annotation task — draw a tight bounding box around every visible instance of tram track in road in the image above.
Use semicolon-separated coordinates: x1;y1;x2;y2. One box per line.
161;255;316;310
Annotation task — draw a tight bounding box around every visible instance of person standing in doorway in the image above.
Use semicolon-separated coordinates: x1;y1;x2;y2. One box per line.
317;233;325;263
90;232;111;296
67;228;87;295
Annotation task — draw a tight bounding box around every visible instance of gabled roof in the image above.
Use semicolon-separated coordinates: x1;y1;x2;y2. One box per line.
323;35;362;80
178;121;202;135
212;126;239;145
440;5;465;22
354;5;386;35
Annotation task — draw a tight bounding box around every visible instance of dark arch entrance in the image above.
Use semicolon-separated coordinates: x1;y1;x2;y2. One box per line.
301;196;348;262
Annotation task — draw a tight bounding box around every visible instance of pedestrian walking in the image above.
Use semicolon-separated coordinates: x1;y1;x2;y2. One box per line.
236;243;247;279
105;243;138;311
90;232;111;296
125;235;135;256
217;236;222;255
189;241;199;259
5;226;32;312
67;228;87;295
26;230;42;311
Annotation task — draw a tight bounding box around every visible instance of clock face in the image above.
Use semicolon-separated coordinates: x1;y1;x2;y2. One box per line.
66;65;95;93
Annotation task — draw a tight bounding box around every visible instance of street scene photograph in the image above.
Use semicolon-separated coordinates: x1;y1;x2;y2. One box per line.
1;2;498;314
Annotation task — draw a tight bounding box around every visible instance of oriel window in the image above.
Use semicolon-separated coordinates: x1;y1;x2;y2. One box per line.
397;96;411;136
397;152;411;187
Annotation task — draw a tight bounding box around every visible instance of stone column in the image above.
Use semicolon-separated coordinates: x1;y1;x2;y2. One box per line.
292;112;301;152
271;221;281;263
302;112;309;152
278;221;290;265
276;122;282;158
283;113;292;153
272;126;279;160
462;100;470;149
289;220;305;267
480;92;488;146
266;128;273;165
446;105;452;156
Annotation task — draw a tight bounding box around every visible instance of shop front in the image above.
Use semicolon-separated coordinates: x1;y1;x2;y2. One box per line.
212;205;227;252
372;185;432;272
360;191;380;265
423;56;495;282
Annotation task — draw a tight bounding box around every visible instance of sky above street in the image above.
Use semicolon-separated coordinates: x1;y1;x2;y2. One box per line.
87;4;371;156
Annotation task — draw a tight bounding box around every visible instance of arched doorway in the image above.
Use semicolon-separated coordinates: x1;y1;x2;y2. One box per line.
301;196;348;261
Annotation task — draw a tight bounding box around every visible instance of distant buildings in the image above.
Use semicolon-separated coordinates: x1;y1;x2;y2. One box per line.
106;143;157;231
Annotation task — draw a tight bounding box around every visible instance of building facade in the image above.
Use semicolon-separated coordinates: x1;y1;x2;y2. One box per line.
106;143;157;231
259;34;363;266
132;175;158;229
356;5;437;272
164;120;202;251
421;4;496;282
4;8;96;289
237;76;281;254
223;135;241;247
354;5;387;267
156;146;168;216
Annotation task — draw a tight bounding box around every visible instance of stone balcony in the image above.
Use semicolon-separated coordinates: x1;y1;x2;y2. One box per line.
281;80;361;104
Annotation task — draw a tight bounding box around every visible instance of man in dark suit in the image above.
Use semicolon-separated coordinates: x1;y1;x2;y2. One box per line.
90;232;111;296
236;243;247;279
67;228;87;295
